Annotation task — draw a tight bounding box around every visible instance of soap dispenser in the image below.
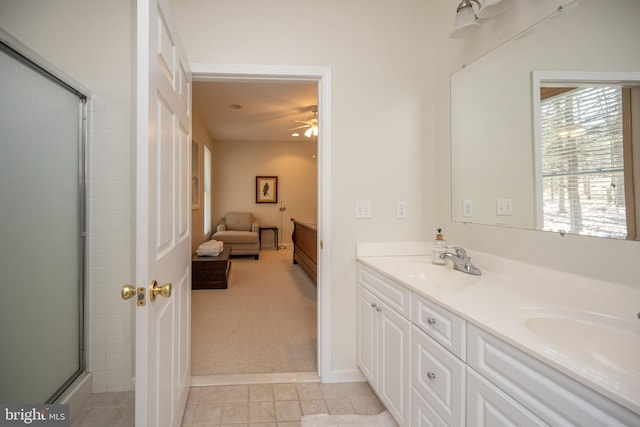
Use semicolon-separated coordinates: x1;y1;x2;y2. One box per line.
432;228;447;265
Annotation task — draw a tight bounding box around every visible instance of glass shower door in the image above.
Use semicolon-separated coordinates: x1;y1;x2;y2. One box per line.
0;42;86;403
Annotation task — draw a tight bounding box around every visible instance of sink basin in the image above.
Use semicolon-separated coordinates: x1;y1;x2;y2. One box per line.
523;310;640;377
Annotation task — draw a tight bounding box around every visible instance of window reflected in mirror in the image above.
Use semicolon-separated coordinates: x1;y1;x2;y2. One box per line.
537;85;638;239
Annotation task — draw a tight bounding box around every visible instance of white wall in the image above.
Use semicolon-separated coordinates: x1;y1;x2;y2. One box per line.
211;139;317;247
430;0;640;288
171;0;435;376
0;0;135;392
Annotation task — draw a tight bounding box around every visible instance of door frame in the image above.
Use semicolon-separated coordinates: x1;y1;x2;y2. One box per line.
191;64;332;381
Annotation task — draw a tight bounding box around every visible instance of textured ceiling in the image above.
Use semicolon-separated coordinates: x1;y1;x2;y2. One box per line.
192;80;318;143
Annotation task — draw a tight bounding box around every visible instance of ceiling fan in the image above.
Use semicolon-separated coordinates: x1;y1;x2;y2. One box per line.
289;105;318;138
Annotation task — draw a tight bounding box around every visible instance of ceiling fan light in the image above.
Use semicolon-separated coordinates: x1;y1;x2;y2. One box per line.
450;2;479;38
477;0;514;19
304;127;313;138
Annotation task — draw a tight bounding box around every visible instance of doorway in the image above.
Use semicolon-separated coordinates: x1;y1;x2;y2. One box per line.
190;64;332;382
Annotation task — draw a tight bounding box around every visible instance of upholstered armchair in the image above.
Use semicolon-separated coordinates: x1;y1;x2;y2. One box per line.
211;212;260;259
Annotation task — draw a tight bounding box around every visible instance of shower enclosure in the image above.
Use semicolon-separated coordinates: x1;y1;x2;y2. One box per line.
0;33;88;403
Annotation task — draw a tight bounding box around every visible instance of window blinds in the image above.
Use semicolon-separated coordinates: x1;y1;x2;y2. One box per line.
540;87;627;238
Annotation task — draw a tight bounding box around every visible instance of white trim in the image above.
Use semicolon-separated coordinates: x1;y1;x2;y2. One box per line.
531;71;544;229
190;63;333;383
191;372;320;387
328;369;367;384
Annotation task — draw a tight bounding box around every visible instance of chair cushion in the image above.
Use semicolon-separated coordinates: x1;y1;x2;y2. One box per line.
225;212;254;231
212;230;258;244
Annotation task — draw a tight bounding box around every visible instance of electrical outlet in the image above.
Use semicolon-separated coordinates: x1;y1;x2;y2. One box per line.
396;201;407;218
496;198;513;216
355;200;372;218
463;199;473;217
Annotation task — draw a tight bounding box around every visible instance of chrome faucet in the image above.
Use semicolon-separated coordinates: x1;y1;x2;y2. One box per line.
440;247;482;275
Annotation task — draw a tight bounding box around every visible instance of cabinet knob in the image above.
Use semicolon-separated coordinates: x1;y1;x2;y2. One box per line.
427;317;437;325
427;372;436;380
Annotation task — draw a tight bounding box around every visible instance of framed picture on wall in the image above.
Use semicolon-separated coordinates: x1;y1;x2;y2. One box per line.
256;176;278;203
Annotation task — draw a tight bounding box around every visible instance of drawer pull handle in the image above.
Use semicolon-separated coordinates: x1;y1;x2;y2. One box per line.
427;317;437;325
427;372;436;380
376;306;382;312
371;303;378;309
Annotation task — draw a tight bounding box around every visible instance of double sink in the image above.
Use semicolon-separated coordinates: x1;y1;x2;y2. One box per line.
358;250;640;414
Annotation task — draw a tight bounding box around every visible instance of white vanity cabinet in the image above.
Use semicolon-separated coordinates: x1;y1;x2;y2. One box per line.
356;264;412;427
412;326;465;426
468;324;640;427
466;368;546;427
411;293;467;427
356;258;640;427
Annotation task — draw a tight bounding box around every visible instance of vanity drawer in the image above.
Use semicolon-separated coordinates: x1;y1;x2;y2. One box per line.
412;326;465;427
467;368;546;427
412;292;466;360
467;324;640;427
357;263;411;318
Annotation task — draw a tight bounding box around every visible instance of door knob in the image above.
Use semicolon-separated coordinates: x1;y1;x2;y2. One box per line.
121;284;136;300
150;280;172;301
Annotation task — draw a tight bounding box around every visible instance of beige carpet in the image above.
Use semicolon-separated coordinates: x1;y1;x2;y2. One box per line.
191;248;317;375
301;411;398;427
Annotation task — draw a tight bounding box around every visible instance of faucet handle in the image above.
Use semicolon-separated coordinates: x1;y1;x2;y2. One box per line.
452;246;467;258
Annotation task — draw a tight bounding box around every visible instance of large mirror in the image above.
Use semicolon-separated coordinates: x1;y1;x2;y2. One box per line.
451;0;640;240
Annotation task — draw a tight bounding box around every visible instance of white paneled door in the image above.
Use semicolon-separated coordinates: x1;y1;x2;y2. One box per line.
135;0;192;425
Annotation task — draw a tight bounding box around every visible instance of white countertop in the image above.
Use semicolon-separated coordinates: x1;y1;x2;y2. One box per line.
356;242;640;415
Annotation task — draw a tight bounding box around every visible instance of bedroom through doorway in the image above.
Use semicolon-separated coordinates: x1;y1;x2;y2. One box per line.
189;66;329;382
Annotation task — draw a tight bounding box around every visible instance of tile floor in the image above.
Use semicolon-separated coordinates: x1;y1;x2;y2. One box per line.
71;391;134;427
72;381;386;426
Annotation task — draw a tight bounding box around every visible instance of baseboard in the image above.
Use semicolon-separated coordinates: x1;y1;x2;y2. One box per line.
190;369;366;387
191;371;320;387
326;368;366;383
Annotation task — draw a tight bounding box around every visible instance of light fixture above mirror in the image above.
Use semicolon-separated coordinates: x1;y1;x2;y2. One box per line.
450;0;515;38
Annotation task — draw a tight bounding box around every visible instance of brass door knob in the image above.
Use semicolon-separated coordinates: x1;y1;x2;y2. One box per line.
150;280;172;301
121;284;136;300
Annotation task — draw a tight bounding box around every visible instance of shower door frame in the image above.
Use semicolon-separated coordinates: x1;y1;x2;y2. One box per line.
0;29;90;403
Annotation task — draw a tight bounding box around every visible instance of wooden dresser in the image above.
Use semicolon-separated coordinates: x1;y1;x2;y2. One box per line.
192;249;231;289
291;218;317;284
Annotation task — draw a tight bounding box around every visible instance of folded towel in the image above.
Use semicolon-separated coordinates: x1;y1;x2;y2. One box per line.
196;240;223;256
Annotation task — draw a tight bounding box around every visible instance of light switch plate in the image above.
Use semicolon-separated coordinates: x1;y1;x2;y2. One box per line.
463;199;473;217
396;201;407;218
496;198;513;216
355;200;372;218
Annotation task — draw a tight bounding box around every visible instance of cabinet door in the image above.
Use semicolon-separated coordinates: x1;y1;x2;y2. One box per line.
467;369;546;427
379;300;412;427
413;327;466;427
356;285;378;386
412;387;449;427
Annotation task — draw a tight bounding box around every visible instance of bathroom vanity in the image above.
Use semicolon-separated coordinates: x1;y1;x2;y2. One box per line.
356;242;640;427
